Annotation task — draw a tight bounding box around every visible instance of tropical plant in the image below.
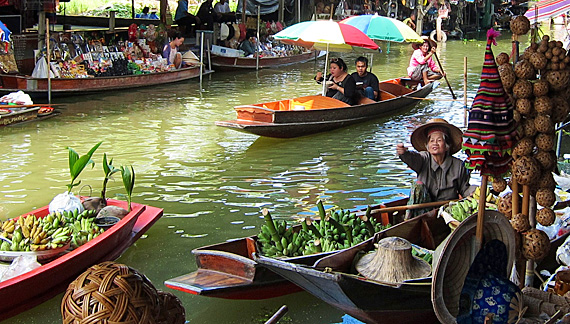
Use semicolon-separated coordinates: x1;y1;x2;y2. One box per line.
120;165;135;211
66;142;102;193
101;153;121;201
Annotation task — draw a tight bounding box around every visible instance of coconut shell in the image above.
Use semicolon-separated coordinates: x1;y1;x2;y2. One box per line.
513;79;533;99
536;207;555;226
515;60;536;79
510;15;531;35
533;80;549;97
536;188;556;207
534;96;552;115
522;229;550;261
534;115;554;133
498;192;515;219
513;155;540;185
536;170;556;190
516;98;533;115
522;118;538;137
545;69;570;91
551;96;570;123
534;150;556;171
511;212;531;232
492;177;507;193
530;52;548;70
498;63;516;90
496;52;510;66
513;137;535;158
535;133;555;151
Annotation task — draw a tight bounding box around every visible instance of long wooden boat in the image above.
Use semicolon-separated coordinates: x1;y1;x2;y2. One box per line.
0;106;59;127
0;66;213;98
164;197;411;300
256;211;516;324
0;199;163;321
215;78;436;138
209;49;321;71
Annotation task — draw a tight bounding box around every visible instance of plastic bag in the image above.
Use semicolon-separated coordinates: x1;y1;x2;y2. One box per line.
48;191;84;214
31;56;54;78
0;255;41;282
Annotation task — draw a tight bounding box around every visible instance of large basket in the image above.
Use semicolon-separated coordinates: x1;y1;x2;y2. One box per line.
61;261;185;324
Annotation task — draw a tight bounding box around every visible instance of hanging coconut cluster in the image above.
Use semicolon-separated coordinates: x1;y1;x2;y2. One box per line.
495;15;570;261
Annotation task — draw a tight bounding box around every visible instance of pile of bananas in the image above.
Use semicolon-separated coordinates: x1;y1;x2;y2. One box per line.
258;202;389;258
441;187;499;223
0;209;103;252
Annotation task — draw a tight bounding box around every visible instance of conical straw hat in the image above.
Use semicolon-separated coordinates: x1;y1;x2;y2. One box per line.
355;236;431;283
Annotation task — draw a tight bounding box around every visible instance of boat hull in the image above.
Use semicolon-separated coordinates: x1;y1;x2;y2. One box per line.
165;198;410;300
0;199;163;321
0;107;59;127
210;50;319;70
0;66;212;97
215;80;436;138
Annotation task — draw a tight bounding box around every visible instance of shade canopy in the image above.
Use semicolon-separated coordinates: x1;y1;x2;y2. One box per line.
340;14;423;43
525;0;570;23
273;20;379;52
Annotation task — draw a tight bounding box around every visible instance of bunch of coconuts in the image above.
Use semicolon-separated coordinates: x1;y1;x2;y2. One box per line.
495;15;570;262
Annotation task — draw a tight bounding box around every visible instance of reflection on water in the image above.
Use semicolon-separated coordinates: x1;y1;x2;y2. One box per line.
0;32;548;323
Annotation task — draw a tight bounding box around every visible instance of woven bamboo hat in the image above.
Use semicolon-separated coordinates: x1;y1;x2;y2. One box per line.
355;236;431;283
431;210;516;323
412;36;437;50
411;118;463;154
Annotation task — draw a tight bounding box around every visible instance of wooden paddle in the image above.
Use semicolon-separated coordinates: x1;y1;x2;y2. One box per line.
433;52;456;100
355;199;454;216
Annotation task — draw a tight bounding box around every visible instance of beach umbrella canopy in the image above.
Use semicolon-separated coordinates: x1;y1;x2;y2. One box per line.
525;0;570;24
273;20;379;53
339;14;423;43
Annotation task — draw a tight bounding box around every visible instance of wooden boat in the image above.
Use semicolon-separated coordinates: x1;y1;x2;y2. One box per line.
209;49;321;71
256;209;523;324
165;197;412;300
0;199;163;321
215;78;436;138
0;66;212;98
0;106;58;127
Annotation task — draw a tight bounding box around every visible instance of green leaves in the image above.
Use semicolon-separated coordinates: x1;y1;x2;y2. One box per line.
120;165;135;211
66;142;102;192
101;153;121;200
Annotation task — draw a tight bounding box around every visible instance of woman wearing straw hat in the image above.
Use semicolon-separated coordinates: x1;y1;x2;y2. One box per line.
396;118;474;219
407;37;444;85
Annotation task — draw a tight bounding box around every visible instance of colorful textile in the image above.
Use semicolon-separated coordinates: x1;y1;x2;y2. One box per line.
462;29;518;177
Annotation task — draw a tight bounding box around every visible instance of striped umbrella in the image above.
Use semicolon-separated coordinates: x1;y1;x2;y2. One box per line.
524;0;570;23
340;14;423;44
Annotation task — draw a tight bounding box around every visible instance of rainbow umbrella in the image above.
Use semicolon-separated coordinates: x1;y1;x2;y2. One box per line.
274;20;379;95
340;14;423;43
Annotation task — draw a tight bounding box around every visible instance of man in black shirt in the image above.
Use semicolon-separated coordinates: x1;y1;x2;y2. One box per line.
351;56;380;101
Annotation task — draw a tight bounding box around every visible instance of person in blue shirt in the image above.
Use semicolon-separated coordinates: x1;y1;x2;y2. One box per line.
136;7;151;19
175;0;200;36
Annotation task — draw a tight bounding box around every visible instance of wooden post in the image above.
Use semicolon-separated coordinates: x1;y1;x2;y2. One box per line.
242;0;247;23
524;196;536;287
278;0;285;22
464;56;468;127
474;175;488;252
46;18;51;105
256;6;260;70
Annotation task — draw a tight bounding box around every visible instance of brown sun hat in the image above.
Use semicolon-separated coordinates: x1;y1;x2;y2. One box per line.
412;36;437;50
410;118;463;154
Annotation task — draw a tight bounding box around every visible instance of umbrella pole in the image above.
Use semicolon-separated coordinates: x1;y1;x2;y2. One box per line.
322;44;329;96
434;52;456;99
474;174;488;252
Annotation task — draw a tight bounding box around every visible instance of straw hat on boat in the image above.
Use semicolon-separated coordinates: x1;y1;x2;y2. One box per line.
355;236;431;283
412;36;437;50
431;210;516;323
411;118;463;154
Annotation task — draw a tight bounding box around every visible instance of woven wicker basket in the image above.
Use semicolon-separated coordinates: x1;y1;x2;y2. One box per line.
61;261;185;324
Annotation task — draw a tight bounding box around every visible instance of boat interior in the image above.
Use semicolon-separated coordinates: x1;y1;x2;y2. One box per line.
236;79;415;113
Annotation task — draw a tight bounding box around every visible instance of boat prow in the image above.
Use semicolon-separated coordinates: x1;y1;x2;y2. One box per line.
215;78;437;138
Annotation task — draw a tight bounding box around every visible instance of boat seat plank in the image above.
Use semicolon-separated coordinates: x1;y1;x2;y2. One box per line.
194;250;257;278
166;269;253;293
379;90;397;101
379;82;413;96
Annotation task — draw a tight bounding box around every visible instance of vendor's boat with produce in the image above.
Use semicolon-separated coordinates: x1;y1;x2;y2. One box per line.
215;78;436;138
165;197;421;300
0;66;212;98
0;105;58;126
0;199;163;321
209;48;322;71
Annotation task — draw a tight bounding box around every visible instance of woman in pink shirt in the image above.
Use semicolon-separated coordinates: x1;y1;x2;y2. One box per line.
407;37;444;85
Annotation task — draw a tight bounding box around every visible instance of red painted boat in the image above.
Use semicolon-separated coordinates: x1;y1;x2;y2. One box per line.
0;199;163;321
209;49;321;71
164;197;412;300
215;78;436;138
0;66;212;98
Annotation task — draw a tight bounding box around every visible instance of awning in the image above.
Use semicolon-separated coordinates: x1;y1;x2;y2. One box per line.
524;0;570;23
